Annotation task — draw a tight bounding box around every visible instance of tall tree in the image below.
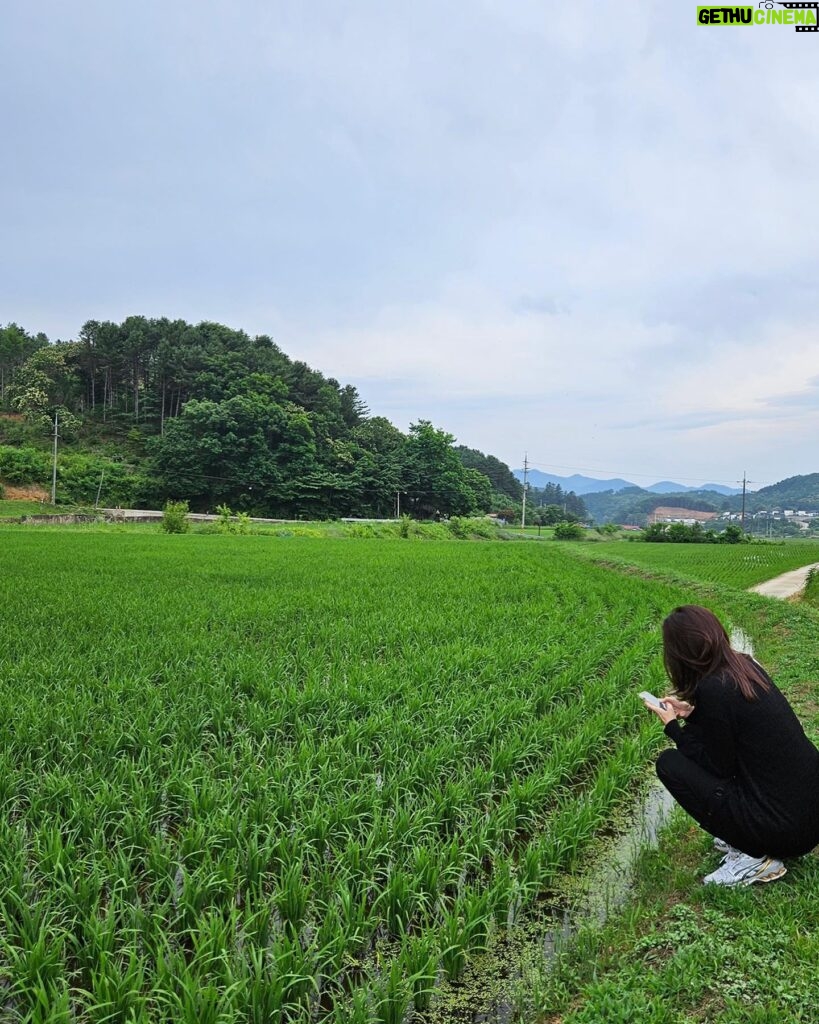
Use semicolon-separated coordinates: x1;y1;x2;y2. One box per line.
404;421;487;518
455;445;523;500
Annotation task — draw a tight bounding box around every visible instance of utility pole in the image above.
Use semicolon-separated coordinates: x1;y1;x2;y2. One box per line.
95;469;106;509
741;471;747;530
396;491;400;518
51;411;59;506
521;453;529;530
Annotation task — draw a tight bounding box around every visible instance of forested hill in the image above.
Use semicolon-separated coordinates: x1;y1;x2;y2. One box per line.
726;474;819;513
582;487;728;525
0;318;520;518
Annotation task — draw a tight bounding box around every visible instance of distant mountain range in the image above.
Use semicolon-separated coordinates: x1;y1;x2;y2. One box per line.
514;469;742;497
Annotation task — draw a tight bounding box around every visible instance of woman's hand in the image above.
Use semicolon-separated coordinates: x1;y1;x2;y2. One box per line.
643;698;679;726
661;696;694;718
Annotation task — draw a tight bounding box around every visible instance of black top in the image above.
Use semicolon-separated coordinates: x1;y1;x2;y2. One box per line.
664;663;819;854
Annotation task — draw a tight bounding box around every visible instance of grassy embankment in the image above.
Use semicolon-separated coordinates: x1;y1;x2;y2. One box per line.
803;568;819;609
521;541;819;1024
0;499;54;517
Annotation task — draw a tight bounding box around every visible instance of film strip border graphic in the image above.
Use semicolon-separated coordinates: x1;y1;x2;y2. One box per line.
778;2;819;31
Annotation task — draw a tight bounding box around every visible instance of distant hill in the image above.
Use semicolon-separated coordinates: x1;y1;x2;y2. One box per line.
516;470;741;497
644;480;741;496
583;488;725;525
700;483;743;496
518;470;637;494
728;473;819;513
580;473;819;524
644;480;696;494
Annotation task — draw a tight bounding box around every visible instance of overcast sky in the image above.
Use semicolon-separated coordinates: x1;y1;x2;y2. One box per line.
3;1;818;489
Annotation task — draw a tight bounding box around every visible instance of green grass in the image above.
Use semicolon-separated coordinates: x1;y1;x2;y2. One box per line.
571;539;819;590
0;499;58;517
804;568;819;608
523;813;819;1023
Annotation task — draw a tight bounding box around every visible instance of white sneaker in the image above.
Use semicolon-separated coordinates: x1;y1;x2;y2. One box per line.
703;851;787;887
712;838;742;863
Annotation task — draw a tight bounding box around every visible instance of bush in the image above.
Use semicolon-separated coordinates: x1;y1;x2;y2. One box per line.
348;523;376;538
719;523;749;544
57;454;146;507
161;500;190;534
642;521;750;544
0;445;50;484
446;516;499;540
214;504;252;535
0;481;4;499
553;521;585;540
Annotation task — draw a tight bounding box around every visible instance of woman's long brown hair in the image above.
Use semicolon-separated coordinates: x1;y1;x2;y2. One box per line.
662;605;770;702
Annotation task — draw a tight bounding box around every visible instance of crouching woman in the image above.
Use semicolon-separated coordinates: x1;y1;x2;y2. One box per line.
646;605;819;887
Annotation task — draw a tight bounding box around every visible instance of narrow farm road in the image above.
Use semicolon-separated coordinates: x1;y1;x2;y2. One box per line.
749;562;819;599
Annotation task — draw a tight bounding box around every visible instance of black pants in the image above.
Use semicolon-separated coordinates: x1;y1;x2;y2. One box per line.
655;748;767;858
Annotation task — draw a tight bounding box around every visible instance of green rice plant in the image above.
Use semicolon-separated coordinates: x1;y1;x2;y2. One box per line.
273;859;311;936
458;887;493;954
0;529;701;1017
330;987;371;1024
372;957;412;1024
439;908;471;981
401;932;439;1012
79;947;149;1023
376;868;417;937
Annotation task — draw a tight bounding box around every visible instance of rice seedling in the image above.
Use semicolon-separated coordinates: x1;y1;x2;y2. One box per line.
0;529;696;1017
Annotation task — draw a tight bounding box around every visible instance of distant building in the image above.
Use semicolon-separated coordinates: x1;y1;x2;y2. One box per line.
647;506;719;526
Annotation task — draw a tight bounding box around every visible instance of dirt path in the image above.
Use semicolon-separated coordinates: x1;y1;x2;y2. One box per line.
749;563;819;599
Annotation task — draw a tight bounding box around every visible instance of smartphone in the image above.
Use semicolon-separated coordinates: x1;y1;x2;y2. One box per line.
639;691;667;710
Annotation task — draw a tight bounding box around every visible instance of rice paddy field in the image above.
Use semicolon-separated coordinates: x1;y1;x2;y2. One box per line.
0;529;708;1023
2;529;818;1023
572;539;819;590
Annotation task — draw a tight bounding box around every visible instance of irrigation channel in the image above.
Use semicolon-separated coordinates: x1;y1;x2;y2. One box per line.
426;625;756;1024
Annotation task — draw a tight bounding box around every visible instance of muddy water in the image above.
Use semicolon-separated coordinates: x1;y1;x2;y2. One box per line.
427;781;676;1024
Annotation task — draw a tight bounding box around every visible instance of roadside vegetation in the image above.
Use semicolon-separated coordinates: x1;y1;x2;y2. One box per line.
0;498;58;517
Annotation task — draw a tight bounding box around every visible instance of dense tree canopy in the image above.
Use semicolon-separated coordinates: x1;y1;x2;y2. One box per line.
456;446;523;501
528;482;587;521
0;323;49;404
0;317;520;518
